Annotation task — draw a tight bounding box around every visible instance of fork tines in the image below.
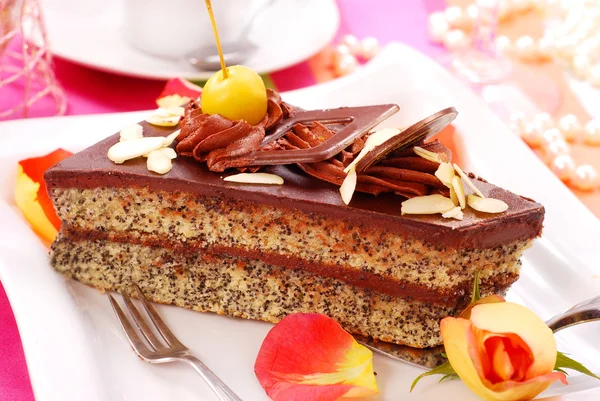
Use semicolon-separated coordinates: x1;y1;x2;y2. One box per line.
108;284;186;359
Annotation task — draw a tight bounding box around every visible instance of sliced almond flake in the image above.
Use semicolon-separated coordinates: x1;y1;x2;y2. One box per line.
156;94;191;109
147;150;173;174
154;106;185;117
343;128;402;173
467;194;508;213
453;163;485;198
401;194;455;215
108;137;166;164
450;186;459;206
451;175;466;209
435;162;455;188
119;123;144;142
413;146;441;163
442;206;464;220
158;147;177;159
340;167;358;205
224;173;284;185
146;114;181;127
145;147;177;159
163;129;181;146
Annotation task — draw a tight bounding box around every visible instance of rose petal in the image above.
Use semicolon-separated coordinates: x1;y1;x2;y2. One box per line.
489;371;568;394
488;336;516;382
15;165;58;243
470;302;557;379
254;313;378;401
15;149;73;243
471;330;533;383
441;318;493;397
460;295;506;319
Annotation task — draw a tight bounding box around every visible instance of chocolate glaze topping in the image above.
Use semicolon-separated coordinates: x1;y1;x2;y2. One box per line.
46;122;544;250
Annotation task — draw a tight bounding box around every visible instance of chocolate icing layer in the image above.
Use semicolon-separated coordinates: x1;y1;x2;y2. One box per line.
45;122;544;250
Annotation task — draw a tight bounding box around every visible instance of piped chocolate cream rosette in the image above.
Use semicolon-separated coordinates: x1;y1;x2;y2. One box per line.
175;89;295;172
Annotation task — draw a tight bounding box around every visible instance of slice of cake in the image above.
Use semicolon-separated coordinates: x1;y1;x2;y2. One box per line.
45;99;544;348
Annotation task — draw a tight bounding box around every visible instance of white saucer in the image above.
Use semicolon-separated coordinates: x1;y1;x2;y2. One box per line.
37;0;339;80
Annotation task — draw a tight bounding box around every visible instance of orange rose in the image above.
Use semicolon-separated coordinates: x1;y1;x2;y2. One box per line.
441;301;567;401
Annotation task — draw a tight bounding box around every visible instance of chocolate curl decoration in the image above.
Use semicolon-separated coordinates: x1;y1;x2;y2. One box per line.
274;125;451;198
176;89;294;172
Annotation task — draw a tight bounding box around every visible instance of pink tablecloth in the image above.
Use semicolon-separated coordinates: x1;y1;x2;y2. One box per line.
0;1;444;399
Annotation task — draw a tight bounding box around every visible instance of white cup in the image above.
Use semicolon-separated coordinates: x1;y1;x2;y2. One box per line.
123;0;270;60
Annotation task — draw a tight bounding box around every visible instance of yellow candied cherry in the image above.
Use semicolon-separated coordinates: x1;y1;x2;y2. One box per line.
201;65;268;125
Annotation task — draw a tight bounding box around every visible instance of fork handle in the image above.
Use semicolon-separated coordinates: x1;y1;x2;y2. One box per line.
182;354;244;401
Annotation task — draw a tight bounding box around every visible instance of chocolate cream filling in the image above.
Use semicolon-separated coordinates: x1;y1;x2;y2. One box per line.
59;225;520;306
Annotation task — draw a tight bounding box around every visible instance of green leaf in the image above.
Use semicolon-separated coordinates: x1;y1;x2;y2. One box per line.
555;351;600;380
439;373;460;383
411;361;458;392
471;270;482;303
259;74;278;90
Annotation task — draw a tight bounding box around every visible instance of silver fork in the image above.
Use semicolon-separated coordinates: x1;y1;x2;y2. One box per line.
108;284;243;401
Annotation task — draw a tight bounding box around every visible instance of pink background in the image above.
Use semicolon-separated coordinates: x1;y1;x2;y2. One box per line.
0;0;444;399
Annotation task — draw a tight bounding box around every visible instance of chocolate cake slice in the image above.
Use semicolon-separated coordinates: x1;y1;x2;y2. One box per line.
45;104;544;348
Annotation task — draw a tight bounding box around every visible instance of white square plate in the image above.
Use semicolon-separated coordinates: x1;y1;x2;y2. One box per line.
1;43;600;401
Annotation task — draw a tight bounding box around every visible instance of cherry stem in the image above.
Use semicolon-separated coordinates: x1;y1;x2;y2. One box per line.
205;0;228;79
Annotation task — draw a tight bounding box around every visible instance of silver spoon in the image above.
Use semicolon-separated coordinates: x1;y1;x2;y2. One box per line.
188;0;278;71
546;294;600;333
358;294;600;369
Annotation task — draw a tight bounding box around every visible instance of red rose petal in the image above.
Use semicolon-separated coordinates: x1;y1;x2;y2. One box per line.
254;313;378;401
19;148;72;230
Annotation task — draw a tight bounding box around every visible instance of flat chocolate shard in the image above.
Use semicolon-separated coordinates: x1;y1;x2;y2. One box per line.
355;107;457;173
249;104;400;165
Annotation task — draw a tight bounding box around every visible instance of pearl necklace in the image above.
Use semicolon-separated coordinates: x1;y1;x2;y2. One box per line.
427;1;539;52
329;34;381;77
511;111;600;191
500;1;600;87
428;0;600;87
